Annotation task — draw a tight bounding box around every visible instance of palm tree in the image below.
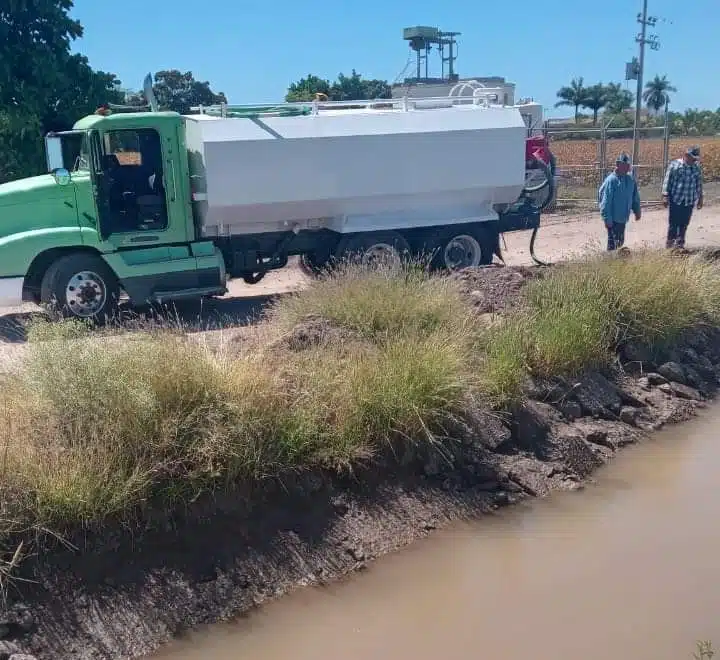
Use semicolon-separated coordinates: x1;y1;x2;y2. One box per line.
555;77;587;123
643;75;677;114
604;82;634;115
582;83;608;125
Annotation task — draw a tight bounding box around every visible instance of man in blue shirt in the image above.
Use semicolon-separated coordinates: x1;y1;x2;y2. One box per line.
661;146;704;249
598;152;642;251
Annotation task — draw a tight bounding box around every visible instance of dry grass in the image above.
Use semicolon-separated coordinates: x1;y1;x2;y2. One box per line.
1;252;719;540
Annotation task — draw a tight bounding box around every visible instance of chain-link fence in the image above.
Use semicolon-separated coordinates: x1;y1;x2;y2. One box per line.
545;123;670;213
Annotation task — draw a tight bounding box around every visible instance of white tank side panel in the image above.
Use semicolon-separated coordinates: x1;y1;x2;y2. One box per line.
191;108;527;236
203;128;524;205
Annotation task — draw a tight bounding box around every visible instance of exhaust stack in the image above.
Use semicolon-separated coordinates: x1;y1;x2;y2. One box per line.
143;73;159;112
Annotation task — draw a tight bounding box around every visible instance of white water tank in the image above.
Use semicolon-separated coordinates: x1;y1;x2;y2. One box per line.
184;103;527;237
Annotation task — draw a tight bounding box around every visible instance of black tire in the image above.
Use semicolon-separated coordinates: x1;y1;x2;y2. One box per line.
40;253;120;323
299;250;334;277
334;231;411;266
522;158;555;212
432;228;489;271
242;272;266;284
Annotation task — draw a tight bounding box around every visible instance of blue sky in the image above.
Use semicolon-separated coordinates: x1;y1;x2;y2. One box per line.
71;0;715;117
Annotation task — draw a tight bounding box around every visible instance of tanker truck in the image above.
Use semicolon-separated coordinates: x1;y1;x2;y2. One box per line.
0;78;554;321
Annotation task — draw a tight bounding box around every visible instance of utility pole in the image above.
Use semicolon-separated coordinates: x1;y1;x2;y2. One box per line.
632;0;660;166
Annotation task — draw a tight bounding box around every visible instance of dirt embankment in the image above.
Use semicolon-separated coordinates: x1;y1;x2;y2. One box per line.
2;266;720;660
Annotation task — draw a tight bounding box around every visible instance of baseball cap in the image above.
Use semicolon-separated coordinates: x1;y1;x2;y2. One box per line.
686;146;701;160
616;152;632;165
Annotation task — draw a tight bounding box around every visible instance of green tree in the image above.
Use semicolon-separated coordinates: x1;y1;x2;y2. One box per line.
674;108;718;136
354;76;392;101
0;111;44;184
643;75;677;113
604;83;634;115
0;0;123;183
151;70;227;114
0;0;83;112
285;74;333;102
330;70;391;101
581;83;608;125
555;77;588;123
41;54;123;132
285;71;391;102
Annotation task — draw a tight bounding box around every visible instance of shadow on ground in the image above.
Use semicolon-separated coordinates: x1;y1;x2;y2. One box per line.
137;293;281;334
0;293;283;344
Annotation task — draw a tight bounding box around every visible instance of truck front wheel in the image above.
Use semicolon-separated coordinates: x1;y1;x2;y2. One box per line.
40;253;120;323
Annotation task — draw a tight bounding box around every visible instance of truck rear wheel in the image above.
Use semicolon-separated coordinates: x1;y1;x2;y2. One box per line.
40;253;120;323
335;231;410;268
299;250;334;277
435;225;497;270
440;233;484;270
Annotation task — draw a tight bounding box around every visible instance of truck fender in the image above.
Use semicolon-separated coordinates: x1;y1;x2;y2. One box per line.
24;246;113;300
0;227;101;300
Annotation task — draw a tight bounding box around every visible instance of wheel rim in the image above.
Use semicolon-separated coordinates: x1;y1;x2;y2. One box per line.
362;243;402;268
524;167;550;193
443;235;482;270
65;270;107;317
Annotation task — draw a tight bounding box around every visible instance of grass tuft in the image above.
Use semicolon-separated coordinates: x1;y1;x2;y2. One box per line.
0;251;719;540
481;250;720;405
268;260;472;343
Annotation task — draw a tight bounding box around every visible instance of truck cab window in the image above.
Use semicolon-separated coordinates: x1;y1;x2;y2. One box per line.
76;133;91;171
101;128;168;233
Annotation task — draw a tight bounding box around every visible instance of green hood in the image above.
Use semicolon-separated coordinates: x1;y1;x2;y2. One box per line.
0;174;80;239
0;174;69;208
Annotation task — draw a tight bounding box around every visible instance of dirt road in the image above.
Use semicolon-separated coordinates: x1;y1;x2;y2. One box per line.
2;205;719;325
502;204;720;265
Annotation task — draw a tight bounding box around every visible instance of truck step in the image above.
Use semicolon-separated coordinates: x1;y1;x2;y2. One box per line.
152;286;227;304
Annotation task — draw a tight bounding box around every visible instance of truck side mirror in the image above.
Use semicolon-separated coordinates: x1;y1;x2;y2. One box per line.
45;135;65;172
52;168;72;186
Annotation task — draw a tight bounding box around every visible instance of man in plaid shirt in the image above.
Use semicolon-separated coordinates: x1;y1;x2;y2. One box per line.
661;146;704;249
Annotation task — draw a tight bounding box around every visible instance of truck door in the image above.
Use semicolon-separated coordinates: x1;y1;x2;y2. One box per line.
95;126;190;248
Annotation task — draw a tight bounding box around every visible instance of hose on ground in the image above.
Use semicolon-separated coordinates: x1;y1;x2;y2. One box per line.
529;224;551;267
523;157;555;267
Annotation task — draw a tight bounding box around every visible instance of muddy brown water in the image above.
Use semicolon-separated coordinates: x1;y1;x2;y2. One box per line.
152;408;720;660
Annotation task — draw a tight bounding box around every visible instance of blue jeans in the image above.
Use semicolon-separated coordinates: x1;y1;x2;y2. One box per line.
605;222;626;251
667;203;693;248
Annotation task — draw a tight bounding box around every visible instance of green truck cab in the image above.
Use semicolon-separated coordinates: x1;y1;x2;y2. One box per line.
0;110;226;319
